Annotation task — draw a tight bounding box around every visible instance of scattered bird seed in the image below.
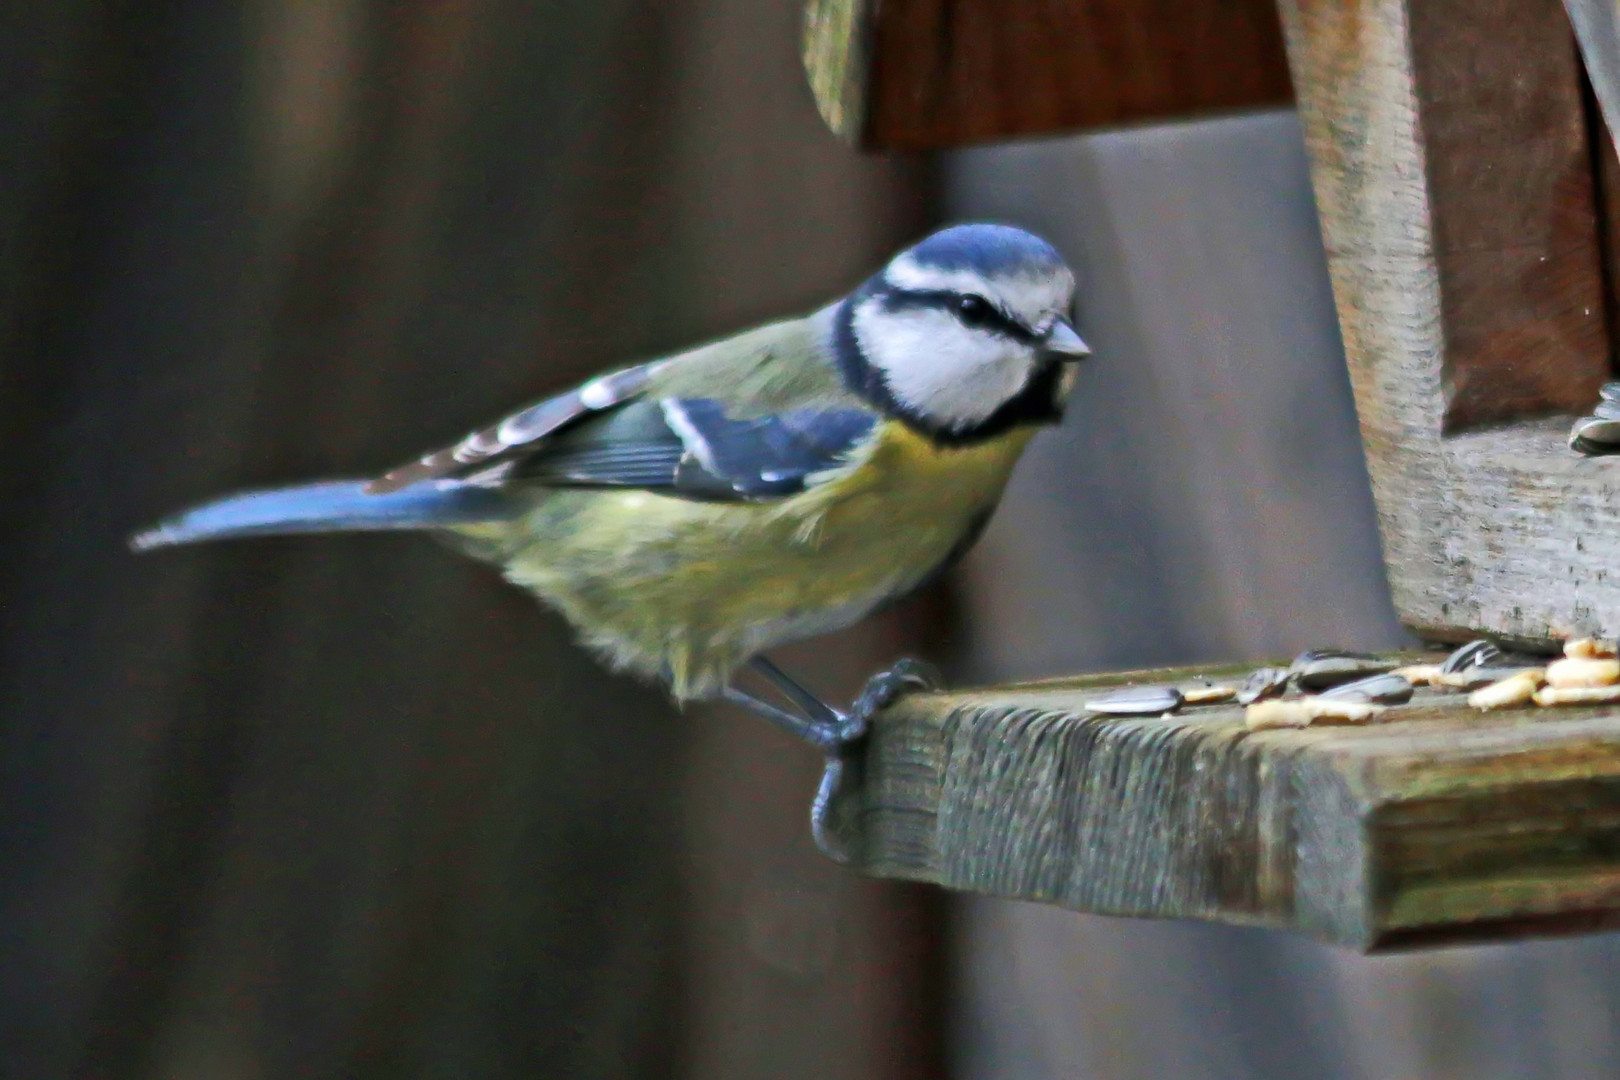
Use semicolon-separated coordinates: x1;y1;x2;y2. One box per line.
1319;672;1413;705
1572;384;1620;454
1565;637;1618;660
1544;657;1620;689
1245;697;1386;731
1434;665;1540;691
1468;670;1546;711
1182;684;1237;706
1085;685;1184;716
1237;667;1291;705
1392;663;1444;686
1440;639;1501;674
1289;649;1397;691
1570;414;1620;455
1534;684;1620;707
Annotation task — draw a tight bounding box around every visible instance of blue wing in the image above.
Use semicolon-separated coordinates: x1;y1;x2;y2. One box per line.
133;396;875;550
493;396;876;501
368;363;659;493
657;399;876;499
366;351;874;502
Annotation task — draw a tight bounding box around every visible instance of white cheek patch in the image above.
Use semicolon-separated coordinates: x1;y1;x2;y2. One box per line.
853;301;1032;427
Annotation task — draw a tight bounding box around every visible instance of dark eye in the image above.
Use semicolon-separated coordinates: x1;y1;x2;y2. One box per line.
956;294;993;327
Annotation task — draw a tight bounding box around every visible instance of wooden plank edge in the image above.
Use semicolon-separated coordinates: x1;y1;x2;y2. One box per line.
802;0;871;144
835;661;1620;952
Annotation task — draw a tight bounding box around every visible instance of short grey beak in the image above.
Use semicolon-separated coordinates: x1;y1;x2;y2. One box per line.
1043;319;1090;360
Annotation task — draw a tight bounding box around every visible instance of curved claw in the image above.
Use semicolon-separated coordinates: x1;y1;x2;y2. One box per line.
733;655;945;864
845;658;942;740
809;659;943;862
810;757;855;864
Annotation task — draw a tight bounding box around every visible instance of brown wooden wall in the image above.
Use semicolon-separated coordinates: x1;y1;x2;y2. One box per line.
0;2;939;1076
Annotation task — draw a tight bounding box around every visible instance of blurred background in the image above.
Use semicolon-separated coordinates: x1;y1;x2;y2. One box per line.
5;2;1620;1078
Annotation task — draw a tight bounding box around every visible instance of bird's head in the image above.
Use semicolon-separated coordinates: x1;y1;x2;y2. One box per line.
835;223;1088;443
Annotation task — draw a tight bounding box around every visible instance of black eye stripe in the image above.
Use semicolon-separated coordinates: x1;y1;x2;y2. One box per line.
879;288;1038;343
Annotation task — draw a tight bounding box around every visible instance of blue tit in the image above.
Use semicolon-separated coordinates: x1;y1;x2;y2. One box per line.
134;222;1090;860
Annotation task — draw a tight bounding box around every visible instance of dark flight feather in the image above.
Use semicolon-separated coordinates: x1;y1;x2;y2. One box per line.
660;400;875;499
367;363;659;493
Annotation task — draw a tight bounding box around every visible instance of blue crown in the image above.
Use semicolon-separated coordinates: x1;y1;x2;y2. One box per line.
903;223;1067;277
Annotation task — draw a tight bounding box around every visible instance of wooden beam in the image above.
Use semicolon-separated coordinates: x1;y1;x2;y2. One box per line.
831;662;1620;951
802;0;1294;150
1404;0;1611;430
1274;0;1620;644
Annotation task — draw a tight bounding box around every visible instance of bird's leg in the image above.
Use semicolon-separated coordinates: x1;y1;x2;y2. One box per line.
722;656;943;863
749;656;853;739
719;685;840;751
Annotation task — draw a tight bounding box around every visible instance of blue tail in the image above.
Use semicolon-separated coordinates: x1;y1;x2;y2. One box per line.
131;480;519;551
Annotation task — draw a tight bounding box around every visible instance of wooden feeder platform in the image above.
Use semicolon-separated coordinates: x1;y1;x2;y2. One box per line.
803;0;1620;950
843;660;1620;951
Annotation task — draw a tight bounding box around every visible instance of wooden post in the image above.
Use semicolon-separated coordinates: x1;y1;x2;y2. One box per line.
1272;0;1620;644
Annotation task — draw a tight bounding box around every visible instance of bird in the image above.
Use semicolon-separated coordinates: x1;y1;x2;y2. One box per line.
133;222;1089;861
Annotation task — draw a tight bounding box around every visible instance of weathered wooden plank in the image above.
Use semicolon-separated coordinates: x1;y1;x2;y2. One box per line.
802;0;1293;150
834;662;1620;951
1275;0;1620;644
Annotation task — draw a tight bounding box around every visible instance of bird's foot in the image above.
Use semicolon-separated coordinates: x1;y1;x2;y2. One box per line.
842;657;942;743
725;656;942;864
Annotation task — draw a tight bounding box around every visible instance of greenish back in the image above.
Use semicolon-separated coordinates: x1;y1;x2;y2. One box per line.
644;312;858;417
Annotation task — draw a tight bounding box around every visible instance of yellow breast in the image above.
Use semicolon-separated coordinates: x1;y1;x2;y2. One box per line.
488;420;1037;697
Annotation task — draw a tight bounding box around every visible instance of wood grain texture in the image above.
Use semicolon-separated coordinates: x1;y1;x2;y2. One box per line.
802;0;870;142
1406;0;1611;429
833;662;1620;951
801;0;1293;149
1588;70;1620;365
1276;0;1620;644
0;2;937;1076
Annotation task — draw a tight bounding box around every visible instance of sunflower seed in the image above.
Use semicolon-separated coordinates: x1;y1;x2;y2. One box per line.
1534;684;1620;706
1440;639;1501;674
1545;656;1620;688
1565;637;1618;660
1570;415;1620;454
1468;670;1545;711
1290;649;1397;691
1085;685;1184;716
1182;683;1237;706
1392;663;1445;686
1318;672;1413;705
1245;697;1386;731
1435;665;1538;690
1237;667;1290;705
